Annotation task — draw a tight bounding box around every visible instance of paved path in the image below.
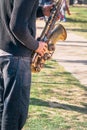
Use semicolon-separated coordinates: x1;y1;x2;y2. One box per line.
36;20;87;87
52;31;87;87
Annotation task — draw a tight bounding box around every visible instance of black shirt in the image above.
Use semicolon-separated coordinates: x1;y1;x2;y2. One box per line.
0;0;43;56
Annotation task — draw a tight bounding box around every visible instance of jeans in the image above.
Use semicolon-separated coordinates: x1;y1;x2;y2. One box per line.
0;56;31;130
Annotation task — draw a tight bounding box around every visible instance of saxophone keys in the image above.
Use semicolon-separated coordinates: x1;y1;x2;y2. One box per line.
48;44;55;51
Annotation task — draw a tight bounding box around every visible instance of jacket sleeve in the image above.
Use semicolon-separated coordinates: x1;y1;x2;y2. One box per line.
9;0;39;51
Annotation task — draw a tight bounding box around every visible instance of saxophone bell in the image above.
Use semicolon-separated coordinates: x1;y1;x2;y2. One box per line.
49;23;67;44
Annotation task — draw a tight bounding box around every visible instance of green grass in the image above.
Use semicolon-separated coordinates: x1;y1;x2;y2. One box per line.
61;6;87;38
24;60;87;130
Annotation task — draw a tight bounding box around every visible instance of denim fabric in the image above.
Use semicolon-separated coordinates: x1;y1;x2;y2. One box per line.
0;56;31;130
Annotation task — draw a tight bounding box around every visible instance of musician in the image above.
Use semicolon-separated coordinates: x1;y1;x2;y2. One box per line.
0;0;52;130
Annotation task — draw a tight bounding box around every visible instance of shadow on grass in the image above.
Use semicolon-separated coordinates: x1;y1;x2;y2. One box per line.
64;18;87;32
56;43;87;46
33;71;87;92
67;28;87;33
67;18;87;23
56;59;87;65
30;98;87;114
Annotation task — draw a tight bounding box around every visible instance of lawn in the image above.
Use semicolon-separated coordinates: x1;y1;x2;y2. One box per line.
23;6;87;130
62;6;87;38
24;61;87;130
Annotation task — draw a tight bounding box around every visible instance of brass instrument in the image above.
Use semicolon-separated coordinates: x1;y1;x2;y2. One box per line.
31;0;67;72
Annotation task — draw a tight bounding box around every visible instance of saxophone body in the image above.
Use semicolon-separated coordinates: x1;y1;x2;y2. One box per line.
31;0;67;73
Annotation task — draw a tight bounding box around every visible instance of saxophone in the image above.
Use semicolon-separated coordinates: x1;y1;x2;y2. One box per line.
31;0;67;72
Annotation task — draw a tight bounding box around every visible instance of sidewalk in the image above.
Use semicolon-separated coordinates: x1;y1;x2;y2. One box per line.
52;31;87;87
36;20;87;87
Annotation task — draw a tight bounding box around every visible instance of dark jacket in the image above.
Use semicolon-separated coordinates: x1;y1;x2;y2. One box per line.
0;0;43;56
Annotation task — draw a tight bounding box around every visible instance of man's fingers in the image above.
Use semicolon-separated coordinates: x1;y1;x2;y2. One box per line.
43;46;48;52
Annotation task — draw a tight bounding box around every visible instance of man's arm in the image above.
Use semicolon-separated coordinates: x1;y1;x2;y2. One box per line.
10;0;52;56
10;0;39;51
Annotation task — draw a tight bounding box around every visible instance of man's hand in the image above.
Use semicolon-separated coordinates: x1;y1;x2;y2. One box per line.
35;41;48;56
42;4;53;17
